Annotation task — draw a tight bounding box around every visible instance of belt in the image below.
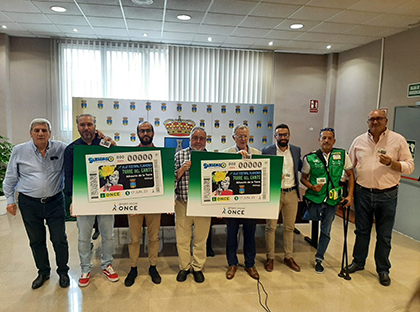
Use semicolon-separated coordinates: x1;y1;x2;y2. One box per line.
358;184;398;194
20;192;62;204
281;186;296;193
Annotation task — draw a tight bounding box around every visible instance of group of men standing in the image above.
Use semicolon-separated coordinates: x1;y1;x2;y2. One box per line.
3;108;414;289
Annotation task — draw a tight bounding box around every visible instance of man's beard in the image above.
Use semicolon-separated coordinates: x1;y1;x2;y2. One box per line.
81;131;94;141
277;140;288;148
140;136;153;146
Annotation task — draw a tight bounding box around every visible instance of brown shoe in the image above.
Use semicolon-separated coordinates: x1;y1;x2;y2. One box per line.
226;265;237;280
245;267;260;280
284;257;301;272
264;259;274;272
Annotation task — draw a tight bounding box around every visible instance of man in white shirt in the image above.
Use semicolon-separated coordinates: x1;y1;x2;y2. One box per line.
346;109;414;286
261;124;302;272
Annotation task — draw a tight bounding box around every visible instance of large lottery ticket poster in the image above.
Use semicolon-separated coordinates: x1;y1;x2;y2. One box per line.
188;151;283;219
72;145;175;215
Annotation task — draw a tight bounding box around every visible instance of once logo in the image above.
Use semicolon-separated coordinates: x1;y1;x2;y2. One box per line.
225;209;245;215
103;192;121;198
118;205;138;211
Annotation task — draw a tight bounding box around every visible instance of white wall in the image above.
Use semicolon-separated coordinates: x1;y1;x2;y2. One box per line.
0;34;10;139
272;52;328;156
334;40;382;151
1;37;52;144
380;25;420;125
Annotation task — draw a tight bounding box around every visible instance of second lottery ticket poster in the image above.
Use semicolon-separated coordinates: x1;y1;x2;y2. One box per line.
187;151;283;219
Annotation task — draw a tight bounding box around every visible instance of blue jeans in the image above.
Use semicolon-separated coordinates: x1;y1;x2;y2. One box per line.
18;193;69;275
226;218;257;268
77;215;115;273
312;202;337;262
352;184;398;274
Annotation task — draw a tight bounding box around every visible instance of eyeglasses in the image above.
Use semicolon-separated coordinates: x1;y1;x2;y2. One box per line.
235;135;249;140
276;133;290;138
320;127;334;133
368;117;386;122
191;136;206;141
138;129;153;134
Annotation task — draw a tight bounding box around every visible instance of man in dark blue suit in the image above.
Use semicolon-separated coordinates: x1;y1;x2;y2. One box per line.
261;124;302;272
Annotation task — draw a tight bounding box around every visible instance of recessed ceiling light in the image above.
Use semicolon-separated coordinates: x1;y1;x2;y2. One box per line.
1;25;7;29
177;14;191;21
73;28;78;32
208;37;212;42
289;23;304;30
131;0;153;4
268;41;274;46
51;6;66;13
326;45;332;49
143;33;148;37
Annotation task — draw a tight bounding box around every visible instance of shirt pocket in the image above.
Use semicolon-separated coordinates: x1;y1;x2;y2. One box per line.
49;157;64;173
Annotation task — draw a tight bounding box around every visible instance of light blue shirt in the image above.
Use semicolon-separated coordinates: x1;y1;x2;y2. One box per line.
3;140;68;205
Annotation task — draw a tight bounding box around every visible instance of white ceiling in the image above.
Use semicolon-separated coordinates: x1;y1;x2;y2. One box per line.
1;0;420;54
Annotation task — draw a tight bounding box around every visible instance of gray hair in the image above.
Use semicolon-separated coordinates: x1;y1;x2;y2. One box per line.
30;118;52;132
190;126;206;138
232;124;249;136
76;113;96;124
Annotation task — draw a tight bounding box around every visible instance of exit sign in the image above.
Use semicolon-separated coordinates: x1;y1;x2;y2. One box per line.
408;82;420;98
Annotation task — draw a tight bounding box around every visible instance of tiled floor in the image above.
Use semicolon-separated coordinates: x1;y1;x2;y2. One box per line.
0;211;419;312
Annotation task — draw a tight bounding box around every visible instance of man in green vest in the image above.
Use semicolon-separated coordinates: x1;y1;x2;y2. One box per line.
301;128;354;273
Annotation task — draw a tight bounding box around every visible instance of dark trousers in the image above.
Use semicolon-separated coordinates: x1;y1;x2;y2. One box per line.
226;218;257;268
352;184;398;274
18;193;69;275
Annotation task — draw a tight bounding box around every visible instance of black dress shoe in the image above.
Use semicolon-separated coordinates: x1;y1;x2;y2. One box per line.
124;267;138;287
149;266;161;284
32;274;50;289
206;248;215;257
347;262;364;274
176;270;190;282
59;273;70;288
192;270;205;283
379;272;391;286
92;230;100;240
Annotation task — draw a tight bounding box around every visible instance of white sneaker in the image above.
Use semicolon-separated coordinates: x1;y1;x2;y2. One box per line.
103;265;119;282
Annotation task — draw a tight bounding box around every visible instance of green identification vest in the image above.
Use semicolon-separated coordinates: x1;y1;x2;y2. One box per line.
304;148;346;206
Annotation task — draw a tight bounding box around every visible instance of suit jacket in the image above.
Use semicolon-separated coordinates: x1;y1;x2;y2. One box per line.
261;143;302;198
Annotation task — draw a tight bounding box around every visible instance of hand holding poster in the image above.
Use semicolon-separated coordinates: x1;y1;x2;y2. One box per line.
188;151;283;219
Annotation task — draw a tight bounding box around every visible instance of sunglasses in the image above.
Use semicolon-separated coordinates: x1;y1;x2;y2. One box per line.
320;127;334;133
